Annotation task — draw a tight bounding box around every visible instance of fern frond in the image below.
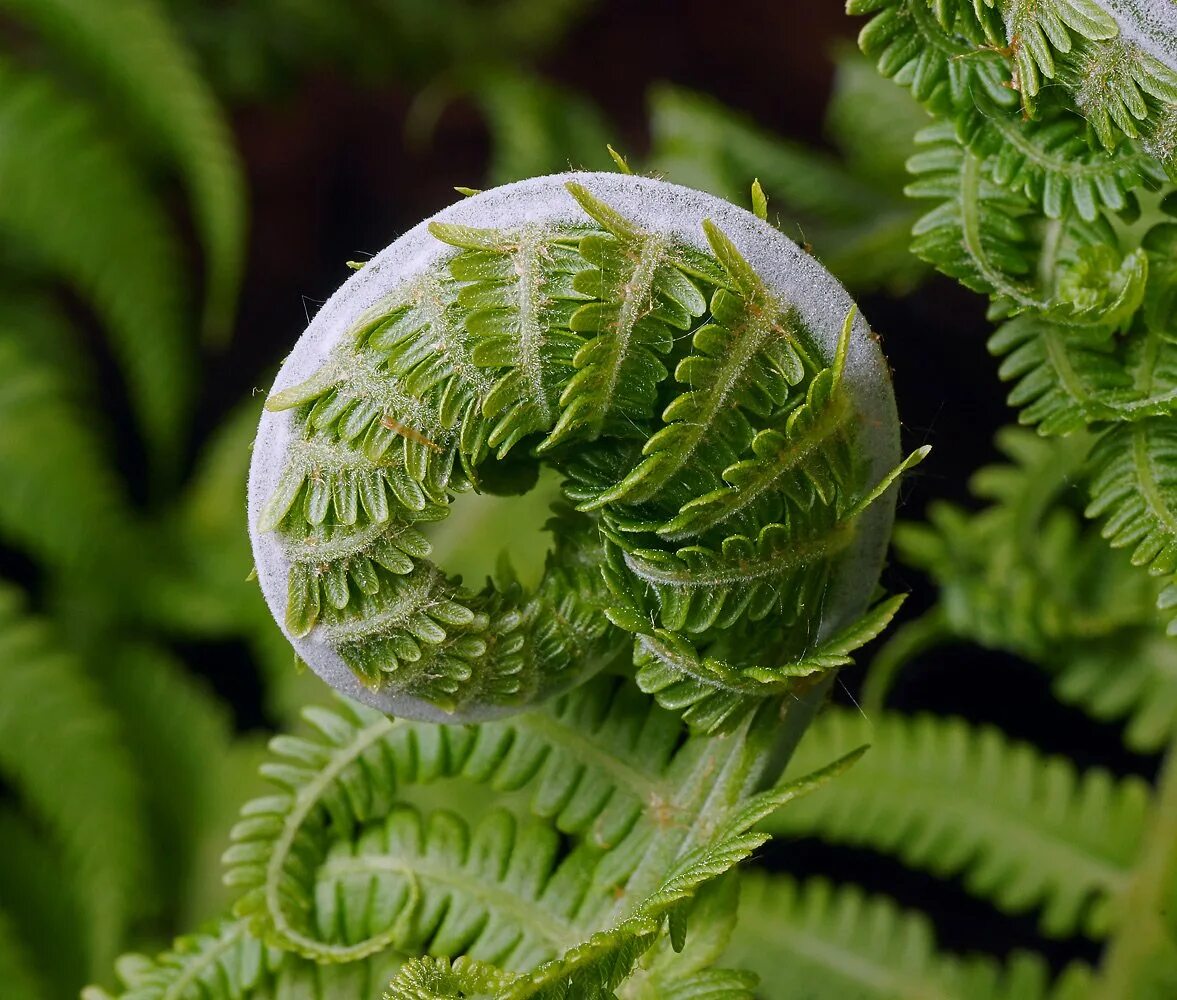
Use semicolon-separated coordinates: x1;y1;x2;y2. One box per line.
94;642;251;926
475;72;614;185
890;427;1177;748
0;584;148;973
848;0;1014;115
0;809;87;996
224;676;694;960
380;749;859;1000
723;872;1093;1000
631;595;905;736
541;182;707;450
905;122;1040;303
0;58;191;463
88;919;404;1000
962;91;1164;219
646;81;928;294
0;0;246;340
1086;418;1177;624
0;295;138;578
252;175;909;724
766;708;1149;937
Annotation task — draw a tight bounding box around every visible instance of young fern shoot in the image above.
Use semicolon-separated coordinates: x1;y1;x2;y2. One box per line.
248;172;923;729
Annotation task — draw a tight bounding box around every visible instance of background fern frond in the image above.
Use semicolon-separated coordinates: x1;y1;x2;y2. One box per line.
886;427;1177;750
765;708;1149;937
0;58;192;464
475;72;614;184
646;60;929;293
0;0;247;341
0;808;88;997
722;872;1093;1000
0;295;138;580
0;584;149;975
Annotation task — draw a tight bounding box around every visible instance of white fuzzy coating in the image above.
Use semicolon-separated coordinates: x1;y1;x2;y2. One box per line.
247;172;902;720
1100;0;1177;70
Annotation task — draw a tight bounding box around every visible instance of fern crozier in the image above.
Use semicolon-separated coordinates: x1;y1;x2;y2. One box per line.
248;172;904;722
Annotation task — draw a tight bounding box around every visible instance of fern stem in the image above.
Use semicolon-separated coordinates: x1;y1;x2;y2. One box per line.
752;672;838;792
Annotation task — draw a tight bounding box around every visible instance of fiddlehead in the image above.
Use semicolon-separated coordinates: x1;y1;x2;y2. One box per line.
249;172;920;726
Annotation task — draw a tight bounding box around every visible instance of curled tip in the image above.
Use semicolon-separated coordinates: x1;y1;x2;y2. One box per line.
454;186;481;197
702;219;764;298
565;181;640;240
834;306;857;381
751;178;768;220
607;144;633;174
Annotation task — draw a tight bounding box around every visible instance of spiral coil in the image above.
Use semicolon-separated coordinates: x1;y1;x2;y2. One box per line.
248;172;917;727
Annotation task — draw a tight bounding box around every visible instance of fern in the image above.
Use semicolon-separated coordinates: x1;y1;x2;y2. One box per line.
0;58;192;465
646;60;930;294
249;173;918;725
722;872;1093;1000
0;0;247;341
0;584;148;975
90;672;858;998
884;427;1177;750
0;295;138;579
852;0;1177;634
766;708;1150;938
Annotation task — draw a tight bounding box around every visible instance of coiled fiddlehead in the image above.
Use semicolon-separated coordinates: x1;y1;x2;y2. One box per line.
249;172;921;726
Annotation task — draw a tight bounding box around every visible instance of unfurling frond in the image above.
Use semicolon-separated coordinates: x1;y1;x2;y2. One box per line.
249;174;911;726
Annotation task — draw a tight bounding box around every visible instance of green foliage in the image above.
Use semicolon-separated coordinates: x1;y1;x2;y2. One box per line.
0;57;193;464
888;428;1177;750
92;675;860;998
2;0;1175;996
259;183;918;719
724;872;1093;1000
0;0;247;341
769;708;1149;937
853;0;1177;628
0;586;148;975
646;52;931;294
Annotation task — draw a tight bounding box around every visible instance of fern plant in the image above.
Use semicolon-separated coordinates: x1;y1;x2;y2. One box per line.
719;3;1177;997
79;164;929;997
7;1;1177;997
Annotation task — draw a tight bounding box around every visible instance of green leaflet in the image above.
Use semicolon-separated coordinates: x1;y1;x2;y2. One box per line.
766;708;1148;938
722;872;1092;1000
